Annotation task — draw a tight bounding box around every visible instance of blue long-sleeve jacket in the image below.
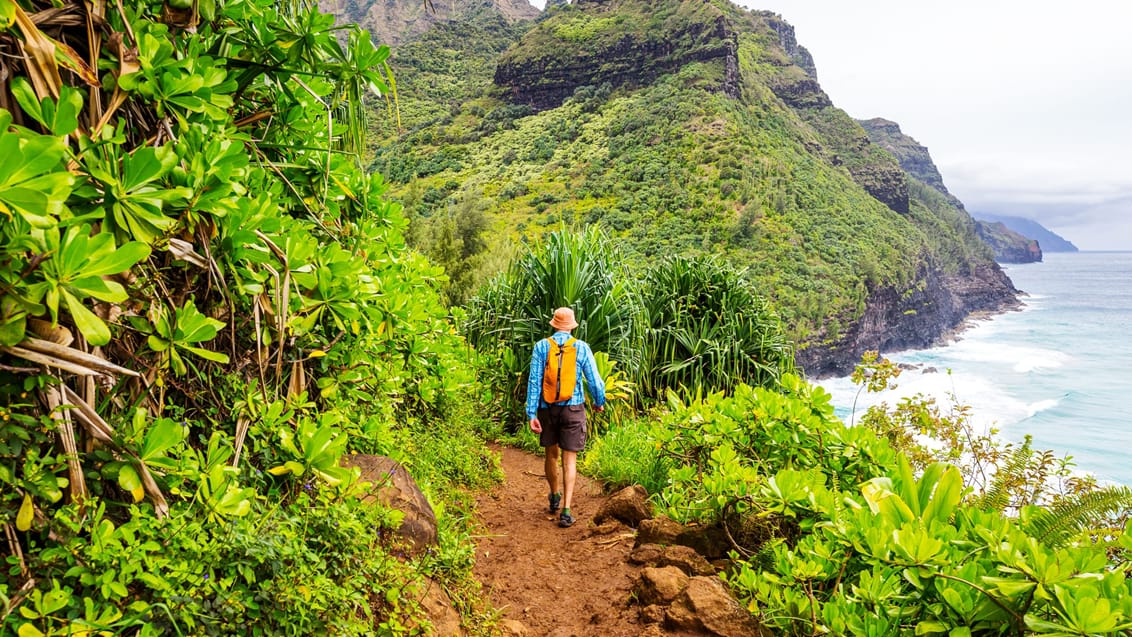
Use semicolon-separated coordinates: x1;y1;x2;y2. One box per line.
525;331;606;420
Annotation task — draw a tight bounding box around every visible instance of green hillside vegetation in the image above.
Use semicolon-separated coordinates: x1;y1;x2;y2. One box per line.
9;0;1128;634
369;4;535;143
373;0;1005;356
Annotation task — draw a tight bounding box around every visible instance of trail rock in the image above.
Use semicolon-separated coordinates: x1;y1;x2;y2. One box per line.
657;545;716;576
634;566;689;605
498;619;528;636
629;543;665;565
635;516;732;560
594;484;653;527
640;604;666;624
411;577;466;636
665;576;761;637
342;454;437;556
636;516;684;546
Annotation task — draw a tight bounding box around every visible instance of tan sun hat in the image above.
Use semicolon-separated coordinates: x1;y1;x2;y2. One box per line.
549;307;579;331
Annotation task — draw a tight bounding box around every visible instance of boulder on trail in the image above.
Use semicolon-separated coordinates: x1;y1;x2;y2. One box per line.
630;543;716;576
634;566;689;605
657;545;716;577
665;576;763;637
594;484;653;527
635;515;733;560
342;454;438;556
629;543;666;565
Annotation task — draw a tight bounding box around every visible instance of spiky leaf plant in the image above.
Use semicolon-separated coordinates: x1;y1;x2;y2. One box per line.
639;255;794;399
463;227;638;425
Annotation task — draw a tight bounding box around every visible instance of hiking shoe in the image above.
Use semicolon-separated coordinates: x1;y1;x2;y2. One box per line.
558;509;575;528
548;492;562;514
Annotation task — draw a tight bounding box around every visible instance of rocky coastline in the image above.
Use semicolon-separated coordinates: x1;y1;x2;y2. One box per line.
797;261;1021;378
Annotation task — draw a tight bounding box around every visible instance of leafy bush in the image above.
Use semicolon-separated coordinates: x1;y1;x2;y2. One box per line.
580;416;671;494
463;227;638;426
578;355;1132;636
0;0;496;633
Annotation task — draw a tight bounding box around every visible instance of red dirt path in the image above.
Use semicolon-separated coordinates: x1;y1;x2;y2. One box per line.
473;444;665;637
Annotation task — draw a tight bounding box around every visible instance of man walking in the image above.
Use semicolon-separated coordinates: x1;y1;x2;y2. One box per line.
526;307;606;527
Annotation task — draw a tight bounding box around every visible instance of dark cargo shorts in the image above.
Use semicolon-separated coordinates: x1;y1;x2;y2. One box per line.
538;404;587;452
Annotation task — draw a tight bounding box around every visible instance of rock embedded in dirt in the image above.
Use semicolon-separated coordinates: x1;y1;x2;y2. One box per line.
657;545;716;577
409;577;467;637
665;576;762;637
629;543;666;565
636;516;684;546
635;566;690;605
498;618;528;636
342;454;438;556
594;484;653;527
586;519;628;537
635;516;733;560
640;604;666;624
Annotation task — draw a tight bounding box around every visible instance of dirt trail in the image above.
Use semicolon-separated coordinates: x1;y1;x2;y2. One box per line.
473;444;651;637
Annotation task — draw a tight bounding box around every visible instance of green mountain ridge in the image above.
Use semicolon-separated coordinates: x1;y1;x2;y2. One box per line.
859;117;1041;264
363;0;1018;376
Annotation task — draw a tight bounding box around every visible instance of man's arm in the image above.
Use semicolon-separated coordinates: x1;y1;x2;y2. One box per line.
580;343;606;410
525;340;545;430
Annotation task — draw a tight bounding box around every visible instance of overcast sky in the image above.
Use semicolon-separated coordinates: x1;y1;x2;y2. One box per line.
739;0;1132;250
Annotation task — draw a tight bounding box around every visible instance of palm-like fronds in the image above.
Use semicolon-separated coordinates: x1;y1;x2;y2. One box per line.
1023;485;1132;548
639;255;794;399
463;228;638;423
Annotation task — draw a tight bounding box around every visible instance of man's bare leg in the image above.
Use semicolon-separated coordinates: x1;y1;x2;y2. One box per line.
544;444;561;497
561;449;578;512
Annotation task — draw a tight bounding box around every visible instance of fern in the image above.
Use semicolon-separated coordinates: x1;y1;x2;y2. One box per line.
976;438;1034;513
1023;486;1132;548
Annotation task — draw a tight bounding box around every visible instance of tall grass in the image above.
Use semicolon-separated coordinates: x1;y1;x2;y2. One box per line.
580;417;672;495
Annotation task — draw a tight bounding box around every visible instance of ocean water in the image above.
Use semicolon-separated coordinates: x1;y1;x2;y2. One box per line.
818;252;1132;485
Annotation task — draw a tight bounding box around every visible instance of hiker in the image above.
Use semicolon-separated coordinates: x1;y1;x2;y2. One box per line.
526;307;606;528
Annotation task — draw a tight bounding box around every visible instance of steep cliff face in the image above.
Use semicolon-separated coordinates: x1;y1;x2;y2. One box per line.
744;23;908;215
975;221;1042;264
798;260;1020;377
859;117;1041;264
973;213;1079;253
859;118;949;195
321;0;538;46
493;0;740;111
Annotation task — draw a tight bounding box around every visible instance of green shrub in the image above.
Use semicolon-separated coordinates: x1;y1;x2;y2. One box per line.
639;255;795;399
463;227;639;427
580;416;672;494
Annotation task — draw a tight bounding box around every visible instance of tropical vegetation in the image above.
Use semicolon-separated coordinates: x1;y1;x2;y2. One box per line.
5;0;1130;633
372;0;1009;365
0;0;498;633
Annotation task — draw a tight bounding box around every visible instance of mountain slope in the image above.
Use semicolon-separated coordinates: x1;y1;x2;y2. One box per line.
858;117;1041;264
321;0;538;47
975;220;1043;263
372;0;1018;375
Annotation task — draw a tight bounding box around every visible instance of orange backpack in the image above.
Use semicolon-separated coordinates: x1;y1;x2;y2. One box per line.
542;337;578;404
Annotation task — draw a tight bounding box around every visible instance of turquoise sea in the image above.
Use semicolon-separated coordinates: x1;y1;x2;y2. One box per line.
819;252;1132;485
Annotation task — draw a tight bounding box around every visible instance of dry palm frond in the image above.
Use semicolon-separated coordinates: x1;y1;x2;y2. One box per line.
2;336;141;377
43;385;89;504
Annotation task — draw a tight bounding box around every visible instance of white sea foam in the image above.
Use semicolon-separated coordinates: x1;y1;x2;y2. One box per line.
824;254;1132;485
1025;398;1061;418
